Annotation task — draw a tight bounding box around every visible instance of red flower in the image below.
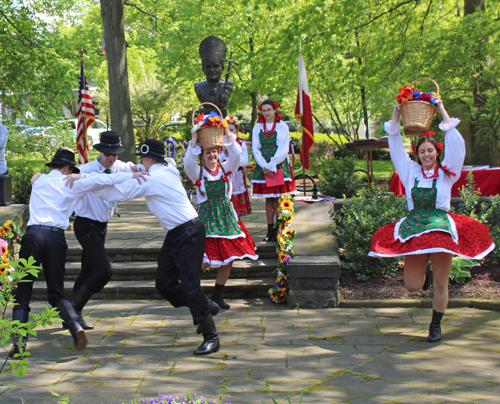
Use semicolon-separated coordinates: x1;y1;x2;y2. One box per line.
411;145;417;155
257;105;262;111
418;93;433;103
396;84;414;104
194;180;202;187
273;102;279;110
258;114;264;123
420;131;435;138
437;142;444;150
276;112;283;122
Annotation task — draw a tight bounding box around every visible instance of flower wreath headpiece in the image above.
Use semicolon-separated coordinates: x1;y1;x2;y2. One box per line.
225;116;240;127
257;102;279;112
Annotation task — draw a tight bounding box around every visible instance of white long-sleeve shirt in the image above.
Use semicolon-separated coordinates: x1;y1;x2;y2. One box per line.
219;138;249;195
0;125;8;174
27;170;133;229
183;138;242;204
74;157;135;222
387;118;465;212
252;121;290;173
92;163;198;231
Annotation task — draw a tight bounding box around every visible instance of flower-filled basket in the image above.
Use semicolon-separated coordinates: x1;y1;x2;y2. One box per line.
397;78;440;136
192;102;227;149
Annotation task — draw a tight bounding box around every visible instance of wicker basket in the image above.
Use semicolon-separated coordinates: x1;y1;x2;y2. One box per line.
400;78;439;136
192;102;225;149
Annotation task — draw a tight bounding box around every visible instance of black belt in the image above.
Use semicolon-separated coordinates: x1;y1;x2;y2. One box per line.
169;217;200;235
28;225;64;233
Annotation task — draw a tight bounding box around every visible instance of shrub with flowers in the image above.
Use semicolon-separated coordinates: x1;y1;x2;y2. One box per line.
192;112;228;132
269;194;296;304
308;140;338;176
396;84;440;105
0;220;59;376
141;394;230;404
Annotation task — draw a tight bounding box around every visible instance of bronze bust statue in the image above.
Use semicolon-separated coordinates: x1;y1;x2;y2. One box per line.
195;36;233;117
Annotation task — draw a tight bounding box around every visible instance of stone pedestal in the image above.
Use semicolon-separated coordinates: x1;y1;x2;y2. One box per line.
287;255;341;309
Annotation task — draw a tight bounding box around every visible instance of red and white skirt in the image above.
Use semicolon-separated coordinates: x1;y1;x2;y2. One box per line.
204;219;258;265
252;177;297;198
232;191;252;216
369;213;495;260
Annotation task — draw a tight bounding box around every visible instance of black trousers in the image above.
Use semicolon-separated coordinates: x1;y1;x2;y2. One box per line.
73;216;112;295
13;228;71;320
155;218;210;325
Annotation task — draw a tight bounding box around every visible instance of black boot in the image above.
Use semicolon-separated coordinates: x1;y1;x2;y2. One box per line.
268;226;277;243
197;299;220;334
58;300;88;351
194;314;220;355
422;264;432;291
72;285;94;330
211;283;230;310
10;310;29;358
428;310;444;342
263;223;274;242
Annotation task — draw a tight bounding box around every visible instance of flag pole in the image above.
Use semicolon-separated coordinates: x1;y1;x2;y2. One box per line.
299;42;306;197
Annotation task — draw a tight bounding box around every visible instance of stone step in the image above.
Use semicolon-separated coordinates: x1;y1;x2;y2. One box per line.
37;258;278;281
29;278;276;300
65;240;277;262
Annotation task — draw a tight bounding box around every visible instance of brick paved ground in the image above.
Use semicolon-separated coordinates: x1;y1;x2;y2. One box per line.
2;301;500;403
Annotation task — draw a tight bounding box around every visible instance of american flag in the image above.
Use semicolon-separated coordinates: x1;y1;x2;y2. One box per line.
76;58;95;164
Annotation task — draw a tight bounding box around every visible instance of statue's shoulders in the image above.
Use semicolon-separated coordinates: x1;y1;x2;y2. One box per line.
194;81;208;91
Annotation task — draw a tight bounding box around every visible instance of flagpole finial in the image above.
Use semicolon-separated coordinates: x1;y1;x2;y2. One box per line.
79;48;88;58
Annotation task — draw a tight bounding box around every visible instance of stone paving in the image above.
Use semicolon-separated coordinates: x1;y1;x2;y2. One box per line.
2;198;500;403
2;301;500;403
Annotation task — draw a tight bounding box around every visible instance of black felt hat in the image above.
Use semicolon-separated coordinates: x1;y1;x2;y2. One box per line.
45;149;80;174
134;139;166;163
93;131;127;154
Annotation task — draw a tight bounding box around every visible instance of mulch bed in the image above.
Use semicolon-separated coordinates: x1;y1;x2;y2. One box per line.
339;263;500;301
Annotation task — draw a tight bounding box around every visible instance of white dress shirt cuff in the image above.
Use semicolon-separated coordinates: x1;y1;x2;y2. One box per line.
439;118;460;132
384;121;401;136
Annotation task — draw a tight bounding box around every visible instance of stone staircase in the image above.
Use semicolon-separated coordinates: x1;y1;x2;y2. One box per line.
31;198;279;300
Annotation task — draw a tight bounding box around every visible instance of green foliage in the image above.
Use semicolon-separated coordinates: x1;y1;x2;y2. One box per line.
317;156;363;198
330;186;408;280
10;164;36;205
449;258;480;284
454;171;480;217
50;390;70;404
1;255;60;376
262;386;304;404
308;141;338;176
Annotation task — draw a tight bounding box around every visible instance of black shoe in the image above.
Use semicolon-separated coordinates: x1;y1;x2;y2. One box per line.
212;296;230;310
58;300;88;351
197;300;220;334
62;314;94;330
422;264;432;291
10;309;29;358
194;314;220;355
428;310;444;342
268;227;277;243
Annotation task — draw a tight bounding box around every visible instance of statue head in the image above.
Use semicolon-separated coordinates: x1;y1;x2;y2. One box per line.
199;36;227;83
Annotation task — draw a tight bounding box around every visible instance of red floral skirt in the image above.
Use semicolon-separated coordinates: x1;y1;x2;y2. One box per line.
232;191;252;216
204;219;258;265
369;213;495;259
252;177;297;198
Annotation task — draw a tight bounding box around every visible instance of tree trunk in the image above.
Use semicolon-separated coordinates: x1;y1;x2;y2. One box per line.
464;0;489;164
250;90;258;140
100;0;136;162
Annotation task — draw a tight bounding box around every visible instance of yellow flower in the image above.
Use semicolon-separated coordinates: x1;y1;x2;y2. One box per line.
221;119;228;127
279;252;286;263
281;200;292;210
277;234;285;245
284;229;295;238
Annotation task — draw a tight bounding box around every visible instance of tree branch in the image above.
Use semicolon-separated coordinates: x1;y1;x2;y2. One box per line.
0;10;37;47
124;1;159;20
353;0;420;31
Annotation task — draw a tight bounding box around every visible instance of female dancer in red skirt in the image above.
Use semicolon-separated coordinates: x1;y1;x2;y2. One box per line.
369;100;495;342
184;126;258;309
219;116;252;216
251;99;296;242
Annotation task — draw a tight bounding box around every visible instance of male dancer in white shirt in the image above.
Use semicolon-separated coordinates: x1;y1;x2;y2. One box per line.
69;138;221;355
11;148;147;357
70;131;139;330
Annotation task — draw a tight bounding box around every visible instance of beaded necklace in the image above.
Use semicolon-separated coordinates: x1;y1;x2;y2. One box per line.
421;165;439;179
263;120;277;136
204;164;220;176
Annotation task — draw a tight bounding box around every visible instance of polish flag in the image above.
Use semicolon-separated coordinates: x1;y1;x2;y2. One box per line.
294;53;314;170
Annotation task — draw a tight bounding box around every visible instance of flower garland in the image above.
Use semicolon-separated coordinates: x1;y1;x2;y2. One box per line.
192;111;228;132
269;194;296;304
0;220;22;280
225;116;240;127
